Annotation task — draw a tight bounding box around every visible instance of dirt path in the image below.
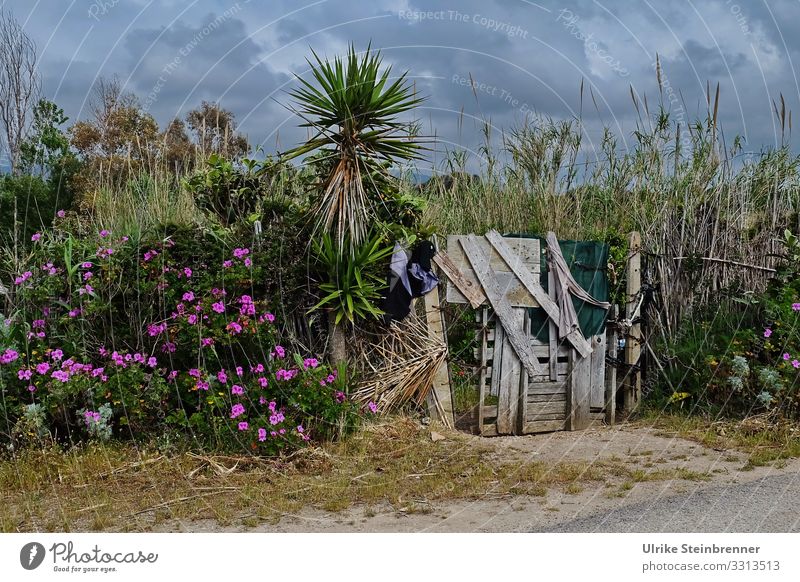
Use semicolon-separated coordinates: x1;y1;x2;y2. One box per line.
154;424;800;532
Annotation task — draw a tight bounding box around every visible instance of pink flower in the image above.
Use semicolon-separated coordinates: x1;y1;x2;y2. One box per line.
793;360;800;369
244;257;252;267
227;321;242;334
303;358;319;369
183;267;192;278
367;401;378;413
36;362;51;375
764;329;772;338
251;363;264;374
51;349;63;360
31;232;41;242
793;303;800;311
784;353;791;361
82;262;93;269
83;271;93;280
161;342;176;353
230;404;245;419
212;302;225;314
187;314;197;325
233;247;250;259
27;385;36;392
264;313;275;323
99;229;111;238
273;345;285;359
217;370;228;384
167;370;178;381
147;357;158;368
57;209;66;218
1;348;19;364
222;260;233;268
235;366;243;377
182;291;195;302
297;425;304;433
258;428;267;442
231;384;244;395
18;369;32;381
238;422;249;431
335;391;346;403
201;337;214;347
52;370;70;383
258;376;269;388
195;380;210;391
14;271;32;285
143;250;158;262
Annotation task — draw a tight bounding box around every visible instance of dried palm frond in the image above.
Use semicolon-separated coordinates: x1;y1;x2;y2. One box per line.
352;312;447;414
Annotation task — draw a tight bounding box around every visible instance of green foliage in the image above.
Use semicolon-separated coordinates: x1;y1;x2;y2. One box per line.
184;154;262;225
656;232;800;418
311;232;393;324
284;43;425;251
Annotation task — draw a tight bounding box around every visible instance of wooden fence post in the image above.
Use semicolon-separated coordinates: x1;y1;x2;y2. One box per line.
623;231;642;413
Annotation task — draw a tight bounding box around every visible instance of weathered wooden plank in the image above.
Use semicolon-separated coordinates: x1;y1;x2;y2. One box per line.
424;286;455;428
527;412;567;422
488;321;504;399
447;271;540;308
497;307;525;434
526;401;567;415
589;333;606;409
526;381;567;395
518;309;530;434
434;251;485;309
547;272;559;381
482;405;498;419
523;419;568;433
460;236;544;378
447;234;541;274
623;231;642;412
484;230;592;358
528;392;566;403
568;348;592;430
477;307;489;431
605;306;618;426
480;344;570;361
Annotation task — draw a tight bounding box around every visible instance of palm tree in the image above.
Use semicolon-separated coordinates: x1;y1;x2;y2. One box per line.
284;43;425;253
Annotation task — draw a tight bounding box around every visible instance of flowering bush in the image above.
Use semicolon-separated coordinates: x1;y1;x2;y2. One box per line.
0;224;358;454
663;232;800;417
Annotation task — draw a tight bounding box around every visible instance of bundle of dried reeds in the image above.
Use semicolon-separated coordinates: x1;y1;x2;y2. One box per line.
351;311;448;413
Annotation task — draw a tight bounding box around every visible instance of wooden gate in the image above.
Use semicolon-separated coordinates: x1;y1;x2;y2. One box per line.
434;231;611;435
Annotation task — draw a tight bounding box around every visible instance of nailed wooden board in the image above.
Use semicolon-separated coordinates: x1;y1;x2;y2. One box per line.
433;251;485;309
424;285;454;428
568;349;592;430
589;333;607;409
523;419;568;433
484;230;592;358
496;307;525;434
479;344;570;361
445;234;540;308
460;235;545;378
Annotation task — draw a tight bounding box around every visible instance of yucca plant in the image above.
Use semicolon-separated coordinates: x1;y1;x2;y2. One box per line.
311;232;394;324
283;43;425;253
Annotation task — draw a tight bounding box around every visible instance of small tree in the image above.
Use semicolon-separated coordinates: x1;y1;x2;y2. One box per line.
284;44;425;363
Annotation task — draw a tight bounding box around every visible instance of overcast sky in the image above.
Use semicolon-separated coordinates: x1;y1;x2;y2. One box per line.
3;0;799;172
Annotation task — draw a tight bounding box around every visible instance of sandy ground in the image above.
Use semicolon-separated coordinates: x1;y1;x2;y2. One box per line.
150;424;800;532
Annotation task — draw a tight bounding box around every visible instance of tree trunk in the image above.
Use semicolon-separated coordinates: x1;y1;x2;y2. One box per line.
327;315;347;365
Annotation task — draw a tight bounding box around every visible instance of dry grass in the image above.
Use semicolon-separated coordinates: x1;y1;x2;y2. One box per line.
0;416;722;532
635;412;800;469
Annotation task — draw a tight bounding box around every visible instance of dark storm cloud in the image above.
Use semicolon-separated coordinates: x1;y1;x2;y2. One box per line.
2;0;798;165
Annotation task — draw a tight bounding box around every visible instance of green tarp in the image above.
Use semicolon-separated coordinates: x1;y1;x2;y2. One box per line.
506;234;610;341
